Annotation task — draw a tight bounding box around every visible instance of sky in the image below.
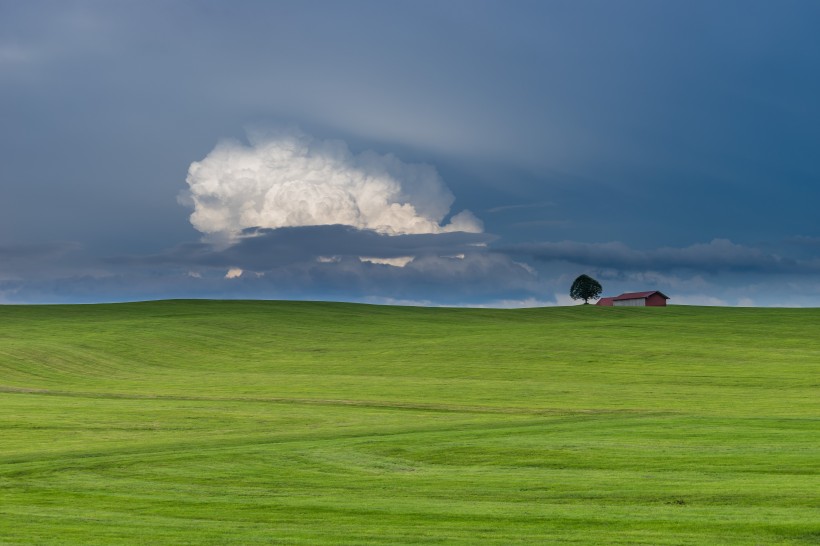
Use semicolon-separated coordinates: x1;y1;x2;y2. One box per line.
2;0;819;306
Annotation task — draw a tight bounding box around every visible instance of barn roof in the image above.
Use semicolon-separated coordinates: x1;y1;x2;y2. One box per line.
596;297;615;305
613;291;670;301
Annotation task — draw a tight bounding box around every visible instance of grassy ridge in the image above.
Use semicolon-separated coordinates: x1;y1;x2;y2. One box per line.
0;301;818;544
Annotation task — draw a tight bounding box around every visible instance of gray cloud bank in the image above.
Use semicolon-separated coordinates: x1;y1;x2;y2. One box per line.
5;233;820;307
1;227;536;305
502;238;820;275
118;225;493;270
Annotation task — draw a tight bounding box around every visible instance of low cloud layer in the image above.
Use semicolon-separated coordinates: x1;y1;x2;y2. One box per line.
120;225;492;271
6;232;820;307
181;128;483;241
503;238;820;275
1;228;535;305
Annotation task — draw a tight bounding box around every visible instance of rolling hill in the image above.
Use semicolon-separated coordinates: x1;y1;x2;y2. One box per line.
0;301;818;544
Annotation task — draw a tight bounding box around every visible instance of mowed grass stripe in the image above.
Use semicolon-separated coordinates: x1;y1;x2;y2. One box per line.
0;300;818;544
0;385;667;417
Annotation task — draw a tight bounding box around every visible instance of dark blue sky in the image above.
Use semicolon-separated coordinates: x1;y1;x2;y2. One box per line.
2;0;819;306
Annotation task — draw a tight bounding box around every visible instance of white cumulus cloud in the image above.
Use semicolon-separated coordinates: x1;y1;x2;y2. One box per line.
359;256;414;267
182;128;483;241
225;267;243;279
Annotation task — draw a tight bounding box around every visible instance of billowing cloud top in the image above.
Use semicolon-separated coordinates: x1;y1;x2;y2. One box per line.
182;128;483;240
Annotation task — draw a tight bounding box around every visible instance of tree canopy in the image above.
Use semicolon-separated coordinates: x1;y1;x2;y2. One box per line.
570;274;602;304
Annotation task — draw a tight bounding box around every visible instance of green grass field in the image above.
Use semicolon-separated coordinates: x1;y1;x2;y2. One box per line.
0;301;818;544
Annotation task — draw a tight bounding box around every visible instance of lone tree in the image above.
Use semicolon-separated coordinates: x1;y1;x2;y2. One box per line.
570;274;602;304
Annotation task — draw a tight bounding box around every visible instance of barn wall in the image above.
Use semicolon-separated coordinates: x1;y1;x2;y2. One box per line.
645;294;667;306
613;298;645;307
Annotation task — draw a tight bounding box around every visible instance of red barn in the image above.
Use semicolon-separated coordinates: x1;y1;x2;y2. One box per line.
596;291;669;307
